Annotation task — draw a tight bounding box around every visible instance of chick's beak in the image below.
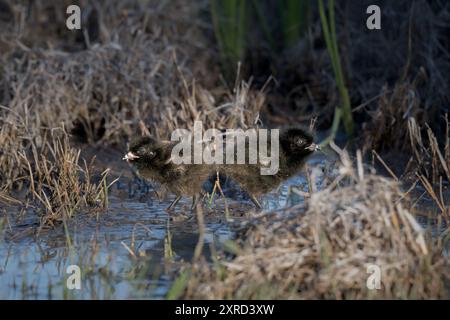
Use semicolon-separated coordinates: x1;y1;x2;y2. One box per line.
306;143;321;151
123;152;140;161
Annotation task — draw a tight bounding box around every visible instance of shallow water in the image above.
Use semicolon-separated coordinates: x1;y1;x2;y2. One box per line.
0;186;239;299
0;151;447;299
0;162;314;300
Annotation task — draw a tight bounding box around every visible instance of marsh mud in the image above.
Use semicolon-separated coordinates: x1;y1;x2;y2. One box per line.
0;147;447;299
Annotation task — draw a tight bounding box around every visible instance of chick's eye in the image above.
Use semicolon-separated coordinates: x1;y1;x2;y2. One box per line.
138;147;152;157
295;138;303;145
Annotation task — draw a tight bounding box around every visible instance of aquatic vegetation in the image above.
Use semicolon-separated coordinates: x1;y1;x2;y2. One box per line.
318;0;353;139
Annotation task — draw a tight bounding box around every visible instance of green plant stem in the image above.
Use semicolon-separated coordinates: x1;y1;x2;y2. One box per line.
318;0;353;137
210;0;247;81
320;107;342;147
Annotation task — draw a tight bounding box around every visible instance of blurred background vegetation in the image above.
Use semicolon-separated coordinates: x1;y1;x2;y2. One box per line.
208;0;448;146
209;0;354;140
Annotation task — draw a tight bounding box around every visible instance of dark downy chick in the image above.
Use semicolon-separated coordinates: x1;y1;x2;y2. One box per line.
220;127;320;208
124;136;212;211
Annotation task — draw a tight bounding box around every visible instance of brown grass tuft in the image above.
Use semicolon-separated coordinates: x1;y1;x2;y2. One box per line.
407;115;450;184
181;145;449;299
21;129;114;226
362;78;422;153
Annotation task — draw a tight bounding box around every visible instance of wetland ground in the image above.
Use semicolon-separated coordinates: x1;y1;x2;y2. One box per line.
0;0;449;300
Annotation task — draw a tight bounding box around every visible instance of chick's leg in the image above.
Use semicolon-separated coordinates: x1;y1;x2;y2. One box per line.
190;194;198;211
166;195;182;211
249;194;262;209
191;192;206;211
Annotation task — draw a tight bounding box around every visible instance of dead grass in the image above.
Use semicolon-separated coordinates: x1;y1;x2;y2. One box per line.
407;114;450;222
1;0;448;190
348;0;449;118
160;77;266;134
0;0;447;299
407;115;450;184
361;75;449;190
0;0;265;226
21;129;115;226
0;114;28;190
180;145;449;299
362;79;422;153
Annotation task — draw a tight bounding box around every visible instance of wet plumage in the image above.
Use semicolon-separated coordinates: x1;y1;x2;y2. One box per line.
218;127;319;208
124;136;213;210
124;127;319;210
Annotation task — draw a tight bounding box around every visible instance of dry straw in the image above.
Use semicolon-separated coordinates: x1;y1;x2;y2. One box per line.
181;144;449;299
